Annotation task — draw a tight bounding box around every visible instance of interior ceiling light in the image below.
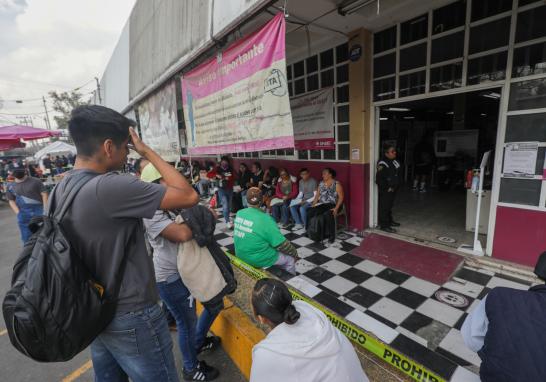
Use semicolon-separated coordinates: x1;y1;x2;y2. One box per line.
380;117;388;120
338;0;377;16
386;107;410;112
481;92;501;99
480;113;487;116
446;111;454;115
403;116;415;119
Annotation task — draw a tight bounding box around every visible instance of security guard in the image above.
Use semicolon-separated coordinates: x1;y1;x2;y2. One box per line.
376;144;400;233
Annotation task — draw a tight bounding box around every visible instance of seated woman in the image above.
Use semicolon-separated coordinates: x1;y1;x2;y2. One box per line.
250;278;369;382
306;168;344;244
261;166;279;212
271;168;298;228
233;188;298;275
237;163;252;208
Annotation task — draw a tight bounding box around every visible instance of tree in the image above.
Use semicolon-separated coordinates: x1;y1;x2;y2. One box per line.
48;90;88;129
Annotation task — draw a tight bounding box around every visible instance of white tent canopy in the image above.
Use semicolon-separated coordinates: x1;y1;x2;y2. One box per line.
34;141;76;160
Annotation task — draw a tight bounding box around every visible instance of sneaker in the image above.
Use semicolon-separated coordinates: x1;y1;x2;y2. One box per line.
183;361;219;381
227;222;234;230
293;223;304;230
419;188;427;193
390;221;401;227
197;335;221;355
380;226;397;233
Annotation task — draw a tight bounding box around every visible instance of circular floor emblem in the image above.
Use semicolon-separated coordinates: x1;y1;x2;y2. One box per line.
437;236;456;243
435;289;469;308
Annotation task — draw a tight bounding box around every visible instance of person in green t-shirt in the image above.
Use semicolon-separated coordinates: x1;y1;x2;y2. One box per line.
234;187;298;275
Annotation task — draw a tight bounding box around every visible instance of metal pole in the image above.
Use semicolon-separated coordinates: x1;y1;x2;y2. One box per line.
43;96;51;130
95;77;102;104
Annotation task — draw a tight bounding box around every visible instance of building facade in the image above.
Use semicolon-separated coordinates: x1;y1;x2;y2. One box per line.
97;0;546;267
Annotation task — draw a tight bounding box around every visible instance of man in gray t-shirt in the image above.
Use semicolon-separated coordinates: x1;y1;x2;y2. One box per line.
290;168;318;230
59;105;198;382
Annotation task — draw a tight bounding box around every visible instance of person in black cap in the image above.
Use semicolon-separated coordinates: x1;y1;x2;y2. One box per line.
462;251;546;381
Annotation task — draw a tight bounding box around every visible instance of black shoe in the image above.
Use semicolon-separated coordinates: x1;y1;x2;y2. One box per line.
197;335;221;355
380;226;397;233
183;361;219;381
390;221;401;227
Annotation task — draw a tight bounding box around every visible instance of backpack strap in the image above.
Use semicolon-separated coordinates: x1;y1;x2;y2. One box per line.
49;172;97;221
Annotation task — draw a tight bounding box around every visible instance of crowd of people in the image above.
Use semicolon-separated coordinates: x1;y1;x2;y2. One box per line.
4;104;542;382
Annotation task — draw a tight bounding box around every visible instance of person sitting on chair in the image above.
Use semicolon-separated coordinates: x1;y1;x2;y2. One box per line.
234;187;298;275
306;168;344;246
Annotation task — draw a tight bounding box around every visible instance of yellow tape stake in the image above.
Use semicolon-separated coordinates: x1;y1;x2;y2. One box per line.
61;360;93;382
227;253;445;382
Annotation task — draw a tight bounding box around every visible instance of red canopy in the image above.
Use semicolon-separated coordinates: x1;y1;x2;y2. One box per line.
0;139;25;151
0;125;61;140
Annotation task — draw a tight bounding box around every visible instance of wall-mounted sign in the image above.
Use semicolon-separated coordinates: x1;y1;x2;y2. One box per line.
503;142;538;177
291;87;334;150
181;13;294;155
349;44;362;62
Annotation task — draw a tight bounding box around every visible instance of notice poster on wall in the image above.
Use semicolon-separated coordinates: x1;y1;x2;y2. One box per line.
291;87;334;150
181;13;294;155
137;81;180;161
503;142;538;177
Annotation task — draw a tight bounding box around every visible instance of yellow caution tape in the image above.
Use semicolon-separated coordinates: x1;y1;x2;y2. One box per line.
227;253;446;382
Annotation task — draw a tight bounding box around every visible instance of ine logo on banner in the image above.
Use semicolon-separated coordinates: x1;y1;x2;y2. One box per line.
264;69;287;97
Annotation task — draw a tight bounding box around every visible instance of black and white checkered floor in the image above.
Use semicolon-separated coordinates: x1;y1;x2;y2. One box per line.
213;213;534;381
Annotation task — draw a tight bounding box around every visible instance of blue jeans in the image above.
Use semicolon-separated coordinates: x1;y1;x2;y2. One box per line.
290;202;310;226
218;188;233;223
90;304;179;382
17;205;43;244
272;201;290;224
241;190;248;208
157;276;220;372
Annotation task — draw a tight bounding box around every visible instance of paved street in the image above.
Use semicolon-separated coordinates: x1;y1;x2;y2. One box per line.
0;203;245;382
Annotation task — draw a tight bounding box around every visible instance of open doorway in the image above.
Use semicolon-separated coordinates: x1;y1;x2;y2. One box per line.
376;88;501;248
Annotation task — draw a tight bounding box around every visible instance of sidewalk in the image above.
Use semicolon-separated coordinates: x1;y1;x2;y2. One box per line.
214;213;536;382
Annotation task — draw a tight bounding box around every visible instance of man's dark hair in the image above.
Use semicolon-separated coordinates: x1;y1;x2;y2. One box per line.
68;105;135;157
300;168;309;174
383;143;396;154
253;162;262;170
13;168;26;179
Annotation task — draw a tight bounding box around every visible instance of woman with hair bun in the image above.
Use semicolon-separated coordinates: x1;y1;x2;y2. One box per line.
250;278;369;382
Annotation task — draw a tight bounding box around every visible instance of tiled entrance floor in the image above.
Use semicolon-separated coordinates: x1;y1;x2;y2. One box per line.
213;216;533;381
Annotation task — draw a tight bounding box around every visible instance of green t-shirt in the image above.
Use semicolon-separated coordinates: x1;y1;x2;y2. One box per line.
233;207;286;268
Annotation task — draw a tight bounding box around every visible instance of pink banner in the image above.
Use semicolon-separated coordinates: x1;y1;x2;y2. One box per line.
181;13;294;155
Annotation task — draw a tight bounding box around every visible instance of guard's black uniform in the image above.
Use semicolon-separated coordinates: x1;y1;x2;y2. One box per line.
376;156;400;229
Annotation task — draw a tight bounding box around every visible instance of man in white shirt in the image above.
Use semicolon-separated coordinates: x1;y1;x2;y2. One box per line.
462;251;546;381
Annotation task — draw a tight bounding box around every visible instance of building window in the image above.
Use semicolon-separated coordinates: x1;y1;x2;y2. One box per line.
338;144;350;160
467;51;508;85
471;0;512;22
431;31;464;64
321;69;334;88
336;43;349;63
508;78;546;111
519;0;541;6
295;78;306;95
287;65;292;80
374;26;397;54
401;14;428;45
338;105;349;123
337;85;349;103
337;64;349;83
430;62;463;91
306;55;318;74
399;43;427;72
399;70;426;97
373;77;396;101
320;49;334;69
499;178;542;206
294;60;305;77
373;53;396;78
433;0;466;34
469;17;511;54
515;5;546;43
512;42;546;78
505;113;546;142
307;74;319;92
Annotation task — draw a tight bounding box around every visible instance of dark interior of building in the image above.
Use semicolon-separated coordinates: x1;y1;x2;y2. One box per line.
378;88;501;247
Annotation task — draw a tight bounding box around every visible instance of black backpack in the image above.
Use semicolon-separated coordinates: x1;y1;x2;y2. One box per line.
307;213;326;242
2;172;125;362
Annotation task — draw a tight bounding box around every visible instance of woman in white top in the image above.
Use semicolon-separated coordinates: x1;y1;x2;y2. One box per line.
250;278;369;382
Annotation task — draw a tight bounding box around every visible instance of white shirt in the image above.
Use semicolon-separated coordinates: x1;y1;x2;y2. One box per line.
461;296;489;352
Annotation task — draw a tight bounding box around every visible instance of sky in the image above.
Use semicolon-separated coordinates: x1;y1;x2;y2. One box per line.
0;0;135;129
